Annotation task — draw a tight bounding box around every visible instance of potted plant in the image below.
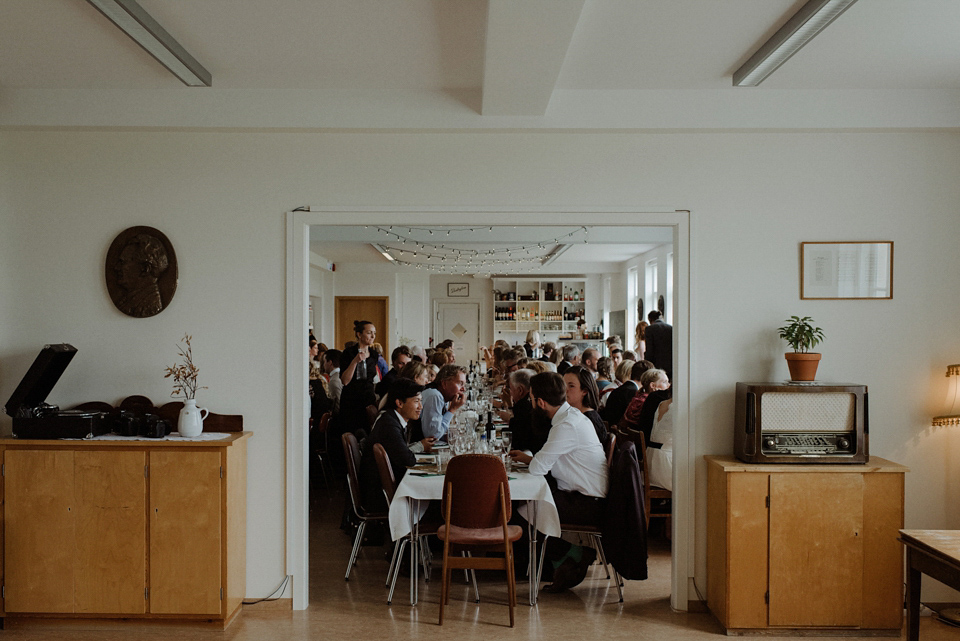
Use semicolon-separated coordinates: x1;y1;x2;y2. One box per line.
777;316;825;381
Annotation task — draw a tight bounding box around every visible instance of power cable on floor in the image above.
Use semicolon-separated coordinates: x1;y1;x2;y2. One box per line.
243;575;291;605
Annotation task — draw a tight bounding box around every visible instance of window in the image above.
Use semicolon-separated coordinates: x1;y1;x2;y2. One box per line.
666;252;673;324
627;266;638;348
645;259;658;324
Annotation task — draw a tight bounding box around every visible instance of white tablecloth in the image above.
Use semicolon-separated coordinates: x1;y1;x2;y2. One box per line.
388;469;561;541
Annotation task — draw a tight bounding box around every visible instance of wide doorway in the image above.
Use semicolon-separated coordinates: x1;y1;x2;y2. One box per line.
287;209;691;612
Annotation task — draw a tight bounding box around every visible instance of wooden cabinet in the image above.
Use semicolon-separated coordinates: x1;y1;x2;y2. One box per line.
0;433;249;628
706;455;906;634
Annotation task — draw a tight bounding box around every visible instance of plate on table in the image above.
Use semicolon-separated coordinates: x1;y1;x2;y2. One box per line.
431;443;450;450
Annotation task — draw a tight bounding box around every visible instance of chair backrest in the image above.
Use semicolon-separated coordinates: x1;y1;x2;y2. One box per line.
372;443;397;505
316;411;332;434
603;432;617;468
441;454;511;528
341;432;364;514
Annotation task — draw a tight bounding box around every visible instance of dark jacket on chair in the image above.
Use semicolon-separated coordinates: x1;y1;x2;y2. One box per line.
359;410;415;513
602;380;639;426
602;439;648;580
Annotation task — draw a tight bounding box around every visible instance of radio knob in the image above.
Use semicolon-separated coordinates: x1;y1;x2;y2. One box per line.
763;437;777;450
837;437;850;450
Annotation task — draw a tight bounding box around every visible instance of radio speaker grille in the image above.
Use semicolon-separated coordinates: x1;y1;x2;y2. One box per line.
761;392;855;432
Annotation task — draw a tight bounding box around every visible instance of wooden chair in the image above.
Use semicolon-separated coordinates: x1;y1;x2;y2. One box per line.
313;411;333;487
602;432;617;468
438;454;522;627
637;432;672;534
341;433;388;581
372;443;440;605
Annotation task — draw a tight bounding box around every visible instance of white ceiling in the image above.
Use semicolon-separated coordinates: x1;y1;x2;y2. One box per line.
3;0;960;129
310;225;671;273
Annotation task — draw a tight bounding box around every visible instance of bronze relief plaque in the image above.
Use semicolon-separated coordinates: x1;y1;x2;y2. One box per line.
105;226;178;318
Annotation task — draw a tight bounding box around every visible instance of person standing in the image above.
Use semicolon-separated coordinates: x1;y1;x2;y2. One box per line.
339;320;381;431
643;311;673;381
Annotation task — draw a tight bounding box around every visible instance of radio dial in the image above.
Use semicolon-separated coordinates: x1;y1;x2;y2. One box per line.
837;437;850;450
763;437;777;450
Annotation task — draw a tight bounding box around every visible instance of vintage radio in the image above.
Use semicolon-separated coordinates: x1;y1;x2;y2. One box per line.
734;382;868;464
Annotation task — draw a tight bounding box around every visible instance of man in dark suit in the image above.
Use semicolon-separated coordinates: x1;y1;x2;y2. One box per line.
359;378;435;513
375;345;412;397
602;360;653;425
643;311;673;381
557;344;580;375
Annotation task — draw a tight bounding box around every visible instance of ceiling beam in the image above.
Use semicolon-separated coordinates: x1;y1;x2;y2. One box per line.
481;0;586;116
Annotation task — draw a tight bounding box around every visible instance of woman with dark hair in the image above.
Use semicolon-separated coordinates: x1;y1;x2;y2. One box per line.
339;320;381;431
562;365;606;442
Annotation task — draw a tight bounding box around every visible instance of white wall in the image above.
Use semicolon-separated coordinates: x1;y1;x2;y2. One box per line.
2;130;959;602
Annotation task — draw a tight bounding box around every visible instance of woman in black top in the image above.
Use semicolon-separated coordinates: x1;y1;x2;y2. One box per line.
562;365;607;443
339;320;381;432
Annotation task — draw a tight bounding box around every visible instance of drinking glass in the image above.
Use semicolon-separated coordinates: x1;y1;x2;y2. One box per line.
501;430;512;472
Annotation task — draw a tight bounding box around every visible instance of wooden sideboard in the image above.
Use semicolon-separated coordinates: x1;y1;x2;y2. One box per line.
0;432;250;629
706;455;907;635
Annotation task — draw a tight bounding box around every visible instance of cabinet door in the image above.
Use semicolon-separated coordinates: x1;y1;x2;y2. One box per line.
768;473;863;627
4;450;75;613
149;450;222;615
723;472;770;629
74;450;146;614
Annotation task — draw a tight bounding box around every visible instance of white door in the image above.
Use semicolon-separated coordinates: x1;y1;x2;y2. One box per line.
436;303;480;366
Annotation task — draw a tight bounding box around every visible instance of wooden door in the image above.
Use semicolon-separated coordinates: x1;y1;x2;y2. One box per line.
4;450;75;613
335;296;389;355
74;450;146;614
768;473;863;627
149;450;222;615
716;471;769;629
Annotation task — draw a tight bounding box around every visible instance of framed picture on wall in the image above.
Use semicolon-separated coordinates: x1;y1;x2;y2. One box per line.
447;282;469;297
801;241;893;299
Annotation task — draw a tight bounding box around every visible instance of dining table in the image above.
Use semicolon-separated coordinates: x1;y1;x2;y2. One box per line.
387;456;561;607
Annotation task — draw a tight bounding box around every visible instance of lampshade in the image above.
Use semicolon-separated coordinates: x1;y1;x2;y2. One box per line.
932;364;960;427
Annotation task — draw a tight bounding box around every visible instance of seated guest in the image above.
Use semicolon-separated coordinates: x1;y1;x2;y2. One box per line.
618;369;670;434
557;344;580;375
609;348;624;371
359;379;435;513
595;357;616;391
322;349;344;414
409;345;427;363
425;364;439;384
428;350;449;369
580;348;600;377
399;360;430;386
436;339;454;352
540;341;556;363
420;364;467;441
634;387;672;452
562;366;606;443
604;335;622;354
509;372;608;591
524;360;549;375
372;342;390;382
622;350;637;362
648;398;674;491
503;369;550;454
376;345;412;397
602;360;652;424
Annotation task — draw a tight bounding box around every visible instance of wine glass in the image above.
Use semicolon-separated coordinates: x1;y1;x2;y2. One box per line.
501;430;512;471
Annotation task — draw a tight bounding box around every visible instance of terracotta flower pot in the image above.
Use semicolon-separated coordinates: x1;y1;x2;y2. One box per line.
784;353;821;381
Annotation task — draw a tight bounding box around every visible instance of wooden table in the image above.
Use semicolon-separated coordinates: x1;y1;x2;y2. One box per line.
899;530;960;641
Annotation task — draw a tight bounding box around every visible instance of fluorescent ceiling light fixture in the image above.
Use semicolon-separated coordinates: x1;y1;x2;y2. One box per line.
540;244;571;267
85;0;212;87
371;244;396;262
733;0;858;87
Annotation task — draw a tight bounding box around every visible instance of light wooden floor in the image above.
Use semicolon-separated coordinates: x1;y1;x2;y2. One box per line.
2;485;958;640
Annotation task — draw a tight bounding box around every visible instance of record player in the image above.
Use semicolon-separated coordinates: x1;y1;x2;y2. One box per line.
4;344;108;439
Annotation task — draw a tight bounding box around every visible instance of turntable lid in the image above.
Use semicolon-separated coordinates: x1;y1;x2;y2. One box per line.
3;344;77;417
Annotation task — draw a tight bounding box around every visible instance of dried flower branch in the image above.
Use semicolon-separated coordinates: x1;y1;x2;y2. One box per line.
164;333;208;399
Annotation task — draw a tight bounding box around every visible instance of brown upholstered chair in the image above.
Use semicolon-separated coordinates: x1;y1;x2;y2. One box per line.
372;443;440;605
342;433;388;581
603;432;617;468
437;454;522;627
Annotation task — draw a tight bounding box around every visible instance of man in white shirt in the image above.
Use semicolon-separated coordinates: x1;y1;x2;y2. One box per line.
510;372;608;591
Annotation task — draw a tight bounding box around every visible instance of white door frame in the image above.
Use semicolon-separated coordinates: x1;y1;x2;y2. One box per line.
286;208;693;611
434;301;481;364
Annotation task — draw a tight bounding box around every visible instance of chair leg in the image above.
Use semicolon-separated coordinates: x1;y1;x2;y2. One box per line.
386;539;401;587
592;534;611;579
345;520;367;581
536;535;548;590
465;552;480;603
420;536;432;581
387;539;408;605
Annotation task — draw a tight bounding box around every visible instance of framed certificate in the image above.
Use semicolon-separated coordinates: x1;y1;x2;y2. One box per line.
801;241;893;300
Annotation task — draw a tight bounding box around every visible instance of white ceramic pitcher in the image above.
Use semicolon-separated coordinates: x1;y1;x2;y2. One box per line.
178;399;209;438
